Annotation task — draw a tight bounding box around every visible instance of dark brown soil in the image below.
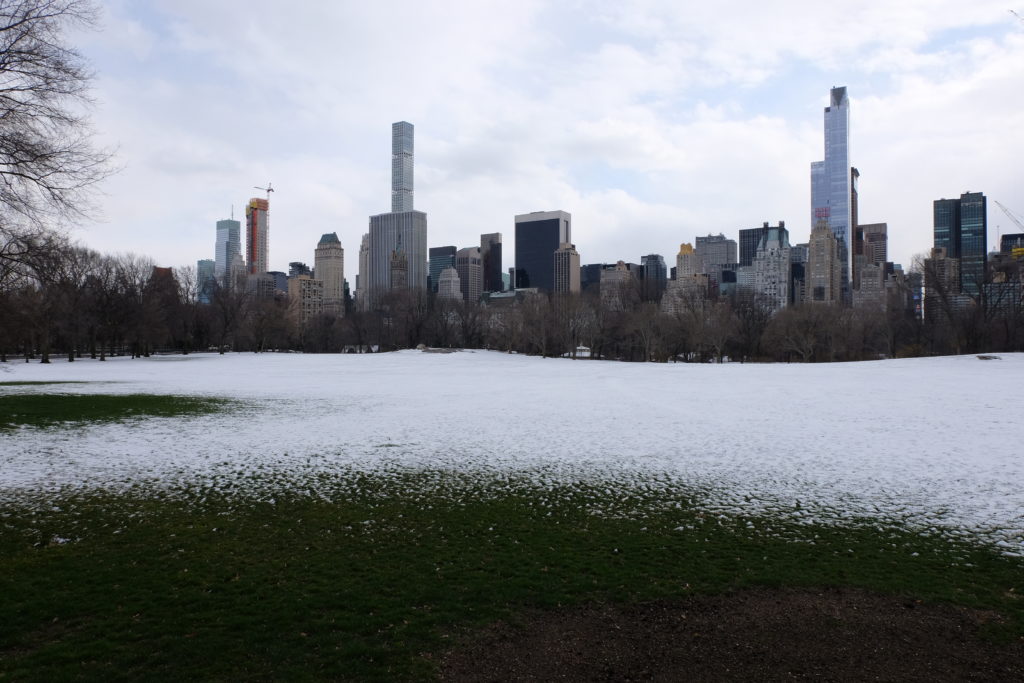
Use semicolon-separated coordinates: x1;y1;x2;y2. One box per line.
440;588;1024;682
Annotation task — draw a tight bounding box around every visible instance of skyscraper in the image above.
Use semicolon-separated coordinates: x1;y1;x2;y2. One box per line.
553;243;581;293
429;246;457;292
806;220;840;304
694;233;737;274
480;232;503;292
753;223;791;311
246;198;270;275
456;246;483;302
392;121;414;213
739;223;771;268
640;254;667;301
214;218;241;283
514;210;571;291
933;192;987;294
315;232;345;317
367;122;428;304
811;86;852;301
197;259;215;304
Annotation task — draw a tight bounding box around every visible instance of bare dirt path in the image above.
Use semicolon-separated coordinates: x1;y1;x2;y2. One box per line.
440;588;1024;681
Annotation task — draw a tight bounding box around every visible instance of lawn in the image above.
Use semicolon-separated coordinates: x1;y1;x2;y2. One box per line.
1;470;1021;681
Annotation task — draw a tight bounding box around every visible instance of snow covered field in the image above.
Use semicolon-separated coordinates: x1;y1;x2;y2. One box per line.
1;351;1022;555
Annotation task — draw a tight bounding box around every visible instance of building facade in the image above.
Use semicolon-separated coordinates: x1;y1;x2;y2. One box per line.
480;233;503;293
245;198;269;275
391;121;414;213
553;243;581;293
640;254;667;302
514;210;571;291
695;233;737;274
456;246;483;302
933;192;988;294
315;232;345;317
367;121;428;304
437;267;462;301
214;218;242;283
429;246;457;292
810;86;853;301
806;220;841;305
753;223;791;311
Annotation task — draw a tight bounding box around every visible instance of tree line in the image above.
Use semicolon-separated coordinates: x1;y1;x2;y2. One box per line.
3;241;1022;363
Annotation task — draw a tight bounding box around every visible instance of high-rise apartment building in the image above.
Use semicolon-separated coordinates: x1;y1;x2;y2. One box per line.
356;233;369;309
514;210;571;291
676;243;698;278
429;246;457;292
456;246;483;302
315;232;345;317
287;274;323;326
214;218;242;283
391;121;414;213
933;192;988;294
806;220;841;304
640;254;667;301
480;233;503;293
553;243;581;293
811;86;853;301
695;233;737;274
860;223;888;265
367;122;428;304
753;223;791;311
245;198;270;275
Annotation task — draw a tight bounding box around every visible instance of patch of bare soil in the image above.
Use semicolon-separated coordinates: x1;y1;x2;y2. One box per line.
440;588;1024;682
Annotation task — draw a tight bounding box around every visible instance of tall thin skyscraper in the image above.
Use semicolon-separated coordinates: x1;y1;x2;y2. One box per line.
214;217;241;283
392;121;414;213
367;121;428;304
811;86;852;301
246;198;270;275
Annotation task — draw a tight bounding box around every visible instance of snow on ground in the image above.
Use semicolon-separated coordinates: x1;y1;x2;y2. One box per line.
1;351;1022;554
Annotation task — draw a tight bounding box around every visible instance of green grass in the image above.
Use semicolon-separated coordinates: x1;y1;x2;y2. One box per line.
0;394;232;430
0;472;1021;681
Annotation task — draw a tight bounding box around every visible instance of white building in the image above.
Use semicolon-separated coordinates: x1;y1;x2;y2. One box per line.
753;224;791;311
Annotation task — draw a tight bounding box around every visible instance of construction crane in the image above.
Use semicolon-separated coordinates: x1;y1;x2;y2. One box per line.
994;200;1024;232
254;183;274;200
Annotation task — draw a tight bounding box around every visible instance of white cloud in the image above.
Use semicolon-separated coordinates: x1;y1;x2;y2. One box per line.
72;1;1024;278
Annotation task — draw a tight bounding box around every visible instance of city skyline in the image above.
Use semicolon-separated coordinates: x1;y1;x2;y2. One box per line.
71;3;1023;278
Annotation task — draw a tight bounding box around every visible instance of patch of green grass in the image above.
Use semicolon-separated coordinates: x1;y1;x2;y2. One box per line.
0;473;1021;681
0;393;232;430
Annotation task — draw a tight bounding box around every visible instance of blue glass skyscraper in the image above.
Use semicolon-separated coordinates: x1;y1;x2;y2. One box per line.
810;86;852;302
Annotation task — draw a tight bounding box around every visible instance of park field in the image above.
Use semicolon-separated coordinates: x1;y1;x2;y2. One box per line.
1;351;1022;679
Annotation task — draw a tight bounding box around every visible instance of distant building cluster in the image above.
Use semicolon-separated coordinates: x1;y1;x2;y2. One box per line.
193;88;1023;330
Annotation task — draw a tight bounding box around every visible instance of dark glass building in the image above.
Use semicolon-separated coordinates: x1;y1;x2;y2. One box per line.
514;210;570;291
640;254;667;301
739;223;771;267
480;233;503;292
933;192;987;294
428;246;457;292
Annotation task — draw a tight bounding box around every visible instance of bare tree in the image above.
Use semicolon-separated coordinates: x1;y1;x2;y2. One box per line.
0;0;113;273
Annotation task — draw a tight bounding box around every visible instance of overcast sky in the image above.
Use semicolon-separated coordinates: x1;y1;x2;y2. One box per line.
73;1;1024;278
